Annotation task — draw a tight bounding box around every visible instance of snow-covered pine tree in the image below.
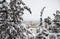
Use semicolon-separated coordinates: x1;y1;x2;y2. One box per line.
0;0;9;39
52;10;60;33
36;7;49;39
40;7;46;26
0;0;32;39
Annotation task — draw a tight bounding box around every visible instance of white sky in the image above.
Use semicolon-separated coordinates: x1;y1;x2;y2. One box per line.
22;0;60;21
0;0;3;2
6;0;60;21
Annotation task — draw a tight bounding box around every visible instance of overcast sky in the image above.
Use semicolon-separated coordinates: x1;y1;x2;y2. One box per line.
22;0;60;21
6;0;60;21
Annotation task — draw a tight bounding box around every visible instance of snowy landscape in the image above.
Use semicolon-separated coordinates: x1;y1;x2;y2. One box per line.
0;0;60;39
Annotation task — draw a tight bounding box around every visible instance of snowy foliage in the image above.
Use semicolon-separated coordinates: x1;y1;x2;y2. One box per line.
0;0;60;39
0;0;32;39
